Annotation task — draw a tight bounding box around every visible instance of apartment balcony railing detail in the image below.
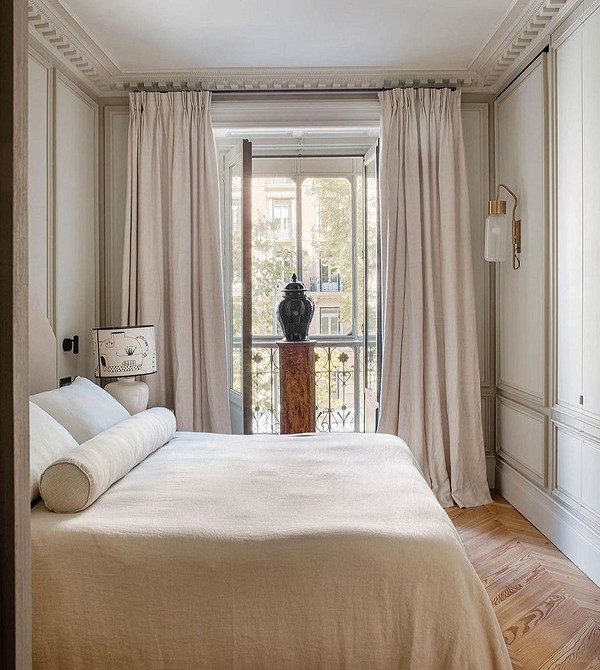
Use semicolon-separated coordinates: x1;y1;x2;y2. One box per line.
251;345;280;435
249;339;361;435
308;277;344;293
271;228;293;240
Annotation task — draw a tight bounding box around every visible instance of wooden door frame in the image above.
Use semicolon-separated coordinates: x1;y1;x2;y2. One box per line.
0;0;31;667
241;139;253;434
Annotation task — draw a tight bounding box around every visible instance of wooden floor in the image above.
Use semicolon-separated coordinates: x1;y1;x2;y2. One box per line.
448;492;600;670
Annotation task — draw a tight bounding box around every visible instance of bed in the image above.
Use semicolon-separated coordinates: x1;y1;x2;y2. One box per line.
30;399;511;669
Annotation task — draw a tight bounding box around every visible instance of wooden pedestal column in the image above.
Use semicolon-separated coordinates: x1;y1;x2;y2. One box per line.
277;341;316;434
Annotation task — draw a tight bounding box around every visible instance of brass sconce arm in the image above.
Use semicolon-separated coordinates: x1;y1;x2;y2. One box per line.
489;183;521;270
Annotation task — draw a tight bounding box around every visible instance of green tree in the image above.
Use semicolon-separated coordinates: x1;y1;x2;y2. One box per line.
305;177;354;334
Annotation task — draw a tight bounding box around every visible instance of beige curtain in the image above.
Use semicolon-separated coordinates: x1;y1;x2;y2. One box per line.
122;91;230;433
378;88;490;508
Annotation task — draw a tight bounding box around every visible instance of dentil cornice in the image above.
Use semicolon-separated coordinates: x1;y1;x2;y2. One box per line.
28;0;582;96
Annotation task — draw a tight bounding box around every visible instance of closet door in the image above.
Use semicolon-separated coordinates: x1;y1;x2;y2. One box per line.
582;8;600;420
496;55;547;406
495;54;548;486
556;26;583;412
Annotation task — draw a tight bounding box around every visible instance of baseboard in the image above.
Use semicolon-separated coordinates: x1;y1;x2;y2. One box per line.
486;454;496;488
496;458;600;587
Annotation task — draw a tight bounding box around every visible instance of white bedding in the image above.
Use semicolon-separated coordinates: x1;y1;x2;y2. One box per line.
31;431;511;669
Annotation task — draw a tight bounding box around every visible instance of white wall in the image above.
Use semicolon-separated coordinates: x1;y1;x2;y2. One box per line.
551;3;600;582
496;4;600;585
28;47;98;391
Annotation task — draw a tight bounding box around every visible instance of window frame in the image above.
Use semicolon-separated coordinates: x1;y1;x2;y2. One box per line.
320;306;341;335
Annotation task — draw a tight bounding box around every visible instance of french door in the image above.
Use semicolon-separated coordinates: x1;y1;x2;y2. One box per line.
224;142;380;434
363;144;381;432
223;140;252;434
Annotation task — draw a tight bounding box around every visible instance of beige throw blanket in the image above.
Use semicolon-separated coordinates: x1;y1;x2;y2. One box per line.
32;432;511;669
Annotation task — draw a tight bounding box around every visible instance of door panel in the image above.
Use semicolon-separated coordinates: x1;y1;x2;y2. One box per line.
224;141;251;433
242;140;253;433
363;145;380;431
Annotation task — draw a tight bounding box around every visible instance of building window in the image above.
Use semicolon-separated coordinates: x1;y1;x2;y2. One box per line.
320;307;340;335
270;198;293;238
319;257;341;291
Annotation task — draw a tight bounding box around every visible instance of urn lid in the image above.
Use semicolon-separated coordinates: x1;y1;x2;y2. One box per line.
282;273;306;294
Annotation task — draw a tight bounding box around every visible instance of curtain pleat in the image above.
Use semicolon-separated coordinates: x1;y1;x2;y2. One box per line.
378;88;490;508
122;91;231;433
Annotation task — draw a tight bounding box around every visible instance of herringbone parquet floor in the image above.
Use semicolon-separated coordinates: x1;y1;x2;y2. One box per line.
448;492;600;670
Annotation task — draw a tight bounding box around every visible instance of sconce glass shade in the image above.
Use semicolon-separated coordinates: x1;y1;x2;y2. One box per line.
484;213;509;262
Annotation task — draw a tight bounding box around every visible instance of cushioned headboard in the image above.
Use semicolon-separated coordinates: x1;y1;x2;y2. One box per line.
29;293;58;394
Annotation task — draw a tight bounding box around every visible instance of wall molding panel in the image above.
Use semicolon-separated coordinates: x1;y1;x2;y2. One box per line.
497;396;547;486
28;45;100;390
495;54;548;406
27;0;585;96
103;106;129;327
55;70;99;381
496;3;600;587
28;47;55;329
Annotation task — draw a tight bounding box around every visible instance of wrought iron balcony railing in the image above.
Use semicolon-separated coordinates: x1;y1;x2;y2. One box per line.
308;277;344;293
245;338;362;435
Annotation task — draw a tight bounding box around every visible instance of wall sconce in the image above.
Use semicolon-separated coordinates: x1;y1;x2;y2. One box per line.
484;184;521;270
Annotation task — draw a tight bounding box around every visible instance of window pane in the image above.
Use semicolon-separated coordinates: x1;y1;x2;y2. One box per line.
301;177;353;337
230;161;242;393
320;307;340;335
251;177;297;336
365;160;378;393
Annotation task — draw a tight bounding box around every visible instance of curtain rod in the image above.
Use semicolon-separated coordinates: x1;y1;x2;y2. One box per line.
126;85;456;96
210;85;456;95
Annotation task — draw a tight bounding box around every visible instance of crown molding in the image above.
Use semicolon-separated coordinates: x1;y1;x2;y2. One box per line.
28;0;583;97
28;0;119;95
112;67;482;93
471;0;580;90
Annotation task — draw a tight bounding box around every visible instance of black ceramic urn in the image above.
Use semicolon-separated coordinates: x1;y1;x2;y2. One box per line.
277;274;315;341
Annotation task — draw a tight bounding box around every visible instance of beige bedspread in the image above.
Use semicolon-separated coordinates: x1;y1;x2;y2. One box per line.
32;431;511;669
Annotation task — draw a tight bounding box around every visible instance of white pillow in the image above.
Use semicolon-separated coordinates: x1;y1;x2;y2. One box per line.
40;407;176;513
30;376;130;444
29;402;79;501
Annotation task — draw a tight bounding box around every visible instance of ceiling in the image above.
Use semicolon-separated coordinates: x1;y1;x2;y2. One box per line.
56;0;520;71
27;0;575;93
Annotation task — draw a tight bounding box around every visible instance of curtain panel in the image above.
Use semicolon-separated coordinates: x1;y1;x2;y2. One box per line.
122;91;230;433
378;87;490;508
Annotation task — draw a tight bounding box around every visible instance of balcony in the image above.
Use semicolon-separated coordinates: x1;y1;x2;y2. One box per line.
271;228;293;240
250;338;362;434
309;277;344;293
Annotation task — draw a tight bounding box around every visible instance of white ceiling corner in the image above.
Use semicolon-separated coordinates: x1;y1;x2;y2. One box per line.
470;0;577;90
27;0;580;96
28;0;119;93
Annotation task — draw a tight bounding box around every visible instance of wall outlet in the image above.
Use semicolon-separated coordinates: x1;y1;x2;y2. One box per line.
59;376;72;387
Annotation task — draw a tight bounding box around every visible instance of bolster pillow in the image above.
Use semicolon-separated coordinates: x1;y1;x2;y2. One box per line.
40;407;176;513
